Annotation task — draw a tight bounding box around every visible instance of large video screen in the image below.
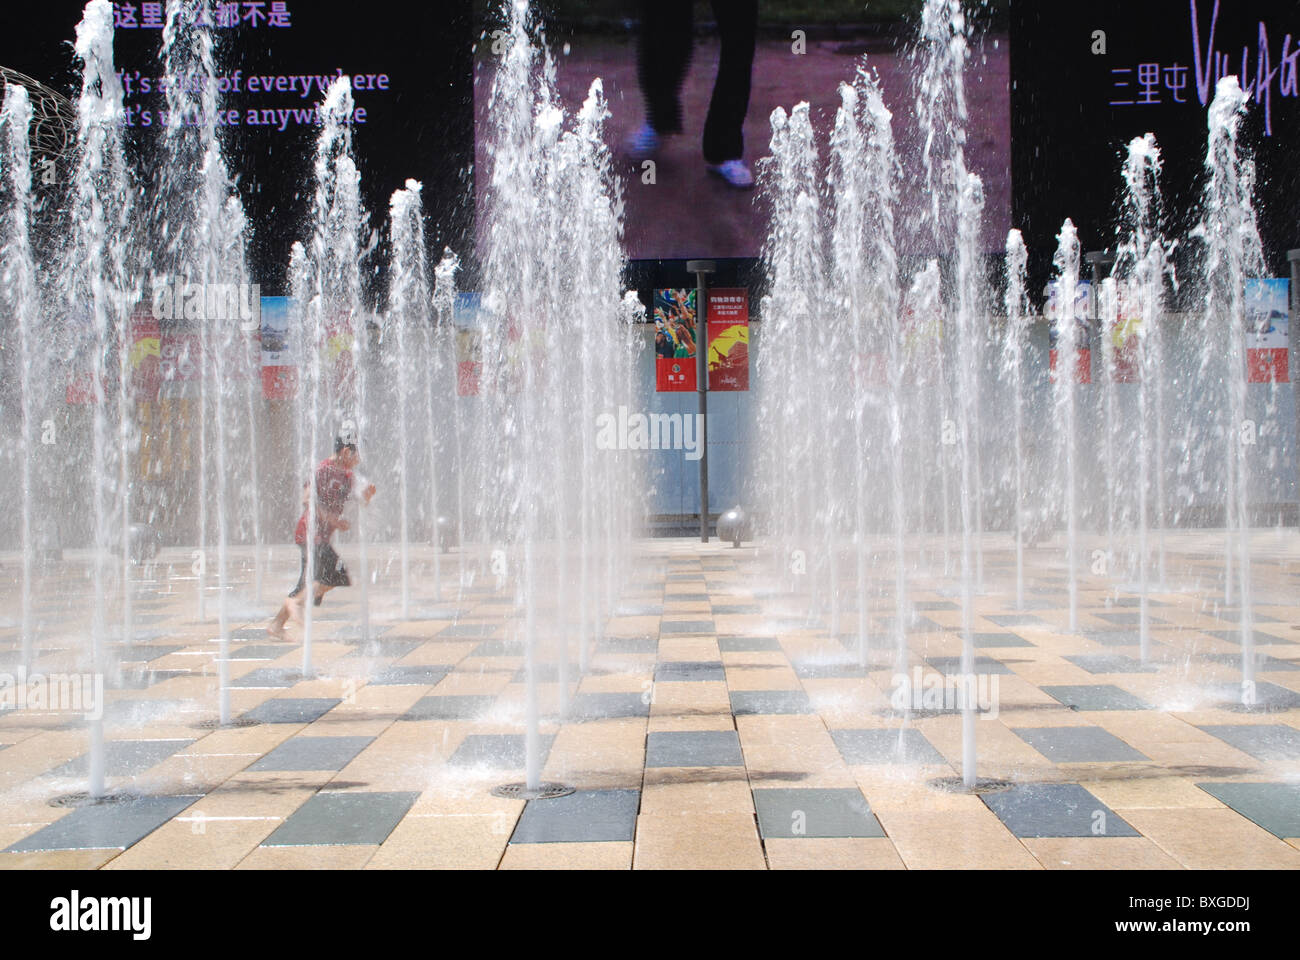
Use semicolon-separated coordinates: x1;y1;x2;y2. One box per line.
473;0;1014;262
0;0;475;293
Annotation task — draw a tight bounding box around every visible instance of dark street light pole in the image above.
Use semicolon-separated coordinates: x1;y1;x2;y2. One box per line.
687;260;715;543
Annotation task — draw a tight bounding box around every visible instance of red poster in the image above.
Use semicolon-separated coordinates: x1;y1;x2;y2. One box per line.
656;356;696;391
654;288;697;392
130;313;163;402
706;288;749;391
457;360;481;397
1248;348;1288;384
1049;348;1092;385
262;365;298;399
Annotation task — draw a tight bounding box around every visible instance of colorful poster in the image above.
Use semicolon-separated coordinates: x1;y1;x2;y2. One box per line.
706;288;749;391
1046;280;1093;385
130;311;163;402
654;288;697;392
455;292;483;397
1246;279;1289;384
260;296;298;399
1110;281;1142;383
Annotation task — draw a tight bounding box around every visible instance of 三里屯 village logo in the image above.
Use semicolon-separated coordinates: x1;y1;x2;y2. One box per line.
0;668;104;720
50;891;151;940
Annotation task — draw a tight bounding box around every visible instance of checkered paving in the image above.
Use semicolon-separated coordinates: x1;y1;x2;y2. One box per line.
1;534;1299;869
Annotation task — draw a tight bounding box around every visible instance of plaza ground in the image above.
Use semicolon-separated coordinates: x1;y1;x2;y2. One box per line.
0;531;1298;869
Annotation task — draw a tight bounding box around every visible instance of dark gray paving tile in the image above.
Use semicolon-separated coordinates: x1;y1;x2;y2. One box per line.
1198;724;1300;761
229;628;273;640
449;734;555;768
399;695;495;721
646;730;743;767
230;667;305;689
568;692;649;722
1207;611;1281;623
1104;597;1169;608
982;783;1139;838
1065;654;1158;674
730;690;813;715
659;620;716;635
227;645;294;661
875;615;944;634
986;615;1046;627
328;625;394;641
1041;684;1153;711
1094;612;1169;626
973;633;1035;648
598;636;658;654
510;663;571;683
510;789;640;843
1013;726;1148;762
248;736;375;772
667;593;711;602
47;738;195;779
913;601;961;611
615;604;663;616
117;645;184;662
343;639;423;659
794;661;870;679
1243;682;1300;709
102;699;191;723
241;698;340;724
1195;782;1300;839
4;795;201;852
438;624;503;638
831;728;947;765
262;791;419;846
107;670;192;690
753;787;884;839
1196;653;1300;672
718;636;781;652
370;665;449;686
1085;630;1150;647
1205;629;1295;646
924;656;1014;676
711;604;761;614
469;639;525;657
655;661;726;682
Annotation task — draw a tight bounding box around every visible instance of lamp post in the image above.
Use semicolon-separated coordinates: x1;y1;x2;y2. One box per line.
687;260;715;542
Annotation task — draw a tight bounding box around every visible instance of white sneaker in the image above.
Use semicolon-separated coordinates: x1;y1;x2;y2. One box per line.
707;159;754;188
625;123;660;160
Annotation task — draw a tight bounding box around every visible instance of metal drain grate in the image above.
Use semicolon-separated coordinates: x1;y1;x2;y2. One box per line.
49;791;145;808
192;717;261;729
490;782;575;800
927;776;1015;796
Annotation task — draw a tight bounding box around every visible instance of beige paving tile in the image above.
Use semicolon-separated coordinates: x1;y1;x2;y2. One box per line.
1023;837;1185;869
102;817;278;870
640;775;754;815
237;844;377;869
1117;808;1300;869
650;680;731;717
1078;775;1227;810
633;813;766;870
765;837;906;870
499;841;632;870
364;813;510;869
0;849;120;870
876;808;1041;869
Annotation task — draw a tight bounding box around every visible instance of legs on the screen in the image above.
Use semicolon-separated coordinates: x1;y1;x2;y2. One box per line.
637;0;694;136
703;0;758;164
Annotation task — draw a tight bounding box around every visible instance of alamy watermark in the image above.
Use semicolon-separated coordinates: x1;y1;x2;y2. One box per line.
890;666;999;718
151;279;261;328
0;668;104;720
595;407;706;461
